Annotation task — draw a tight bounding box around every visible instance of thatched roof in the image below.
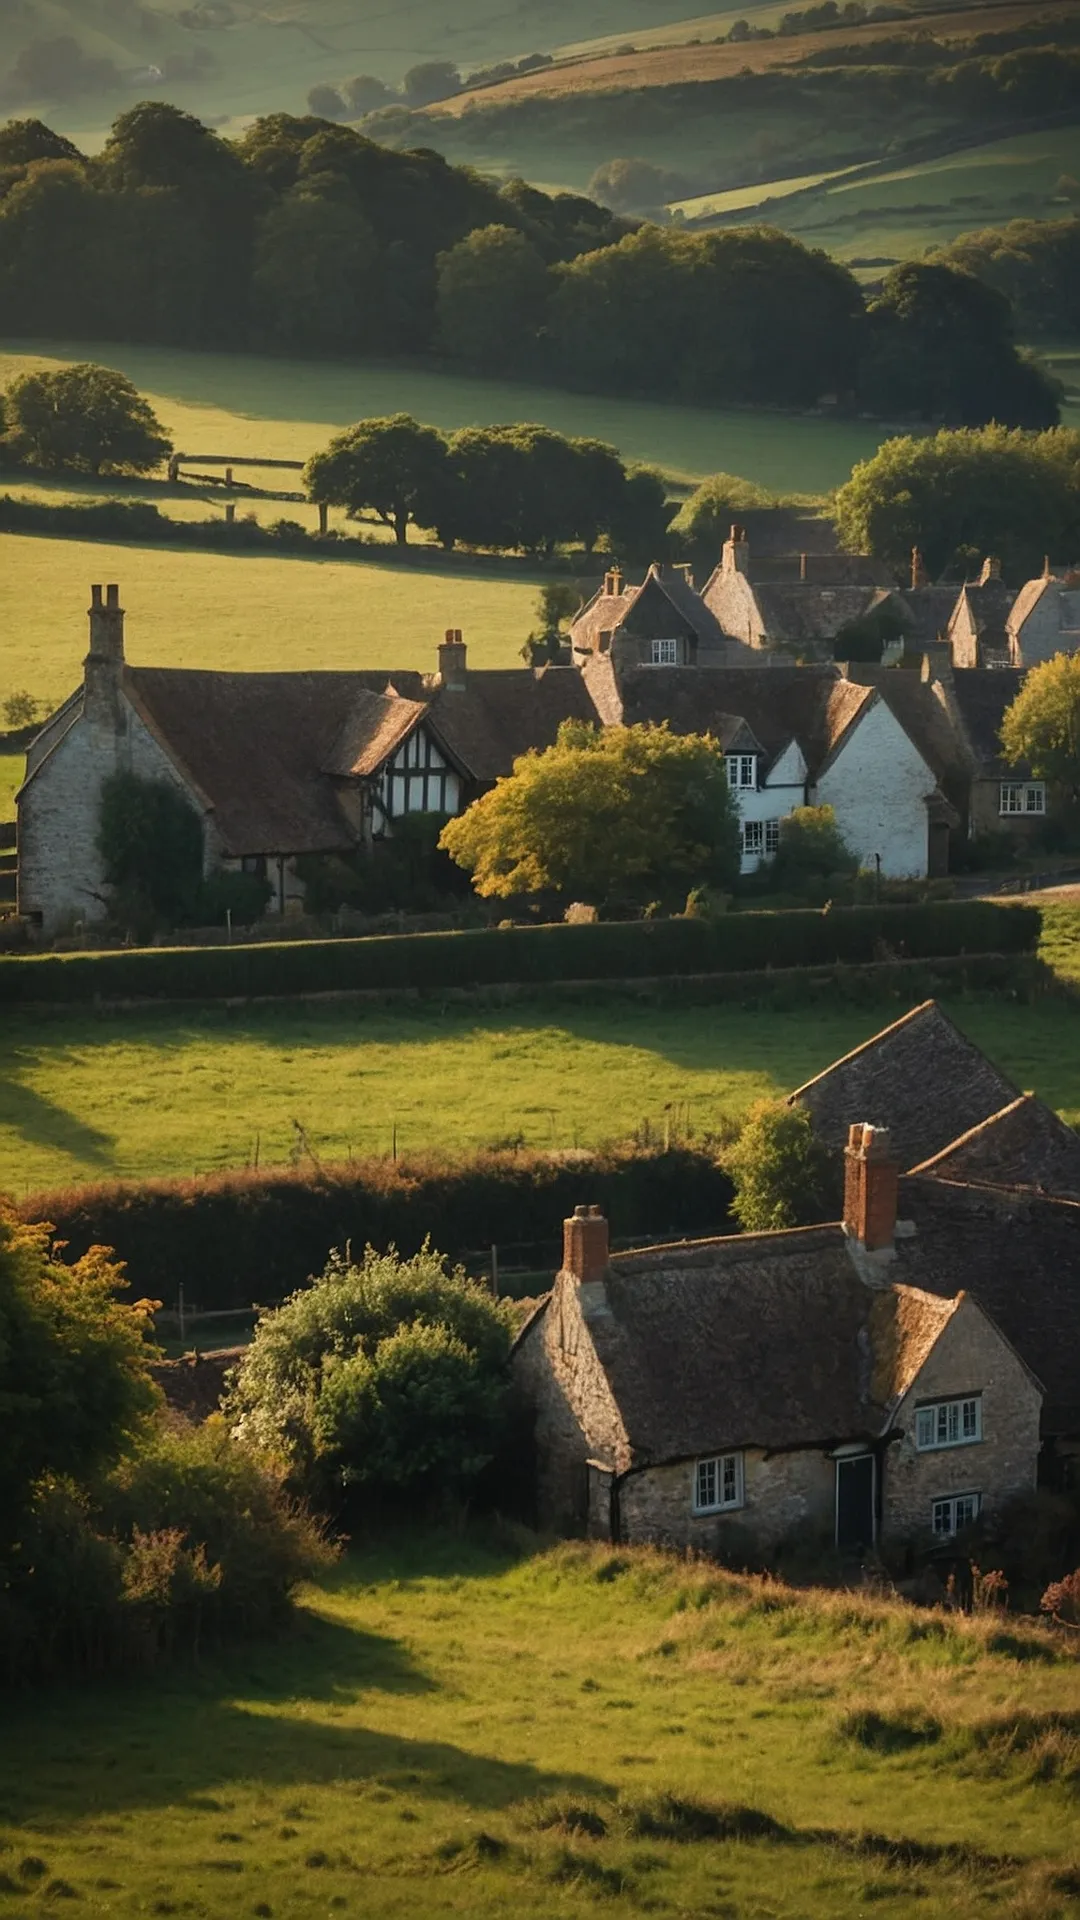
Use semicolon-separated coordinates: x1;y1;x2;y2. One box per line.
789;1001;1021;1171
911;1095;1080;1203
598;664;871;777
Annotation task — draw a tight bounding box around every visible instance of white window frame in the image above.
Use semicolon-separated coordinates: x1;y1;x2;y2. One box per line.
725;753;757;790
692;1452;744;1514
764;818;780;857
914;1396;982;1452
741;819;764;858
931;1492;981;1537
650;637;679;666
999;781;1045;816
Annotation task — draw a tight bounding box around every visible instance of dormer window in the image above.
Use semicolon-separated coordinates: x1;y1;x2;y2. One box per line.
651;638;679;665
725;754;756;790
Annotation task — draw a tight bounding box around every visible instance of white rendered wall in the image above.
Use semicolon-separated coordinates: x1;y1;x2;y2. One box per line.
814;699;935;878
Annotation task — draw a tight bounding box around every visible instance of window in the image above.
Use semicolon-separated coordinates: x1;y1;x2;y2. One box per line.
915;1397;981;1451
693;1453;743;1513
651;637;679;666
241;855;267;878
741;819;764;858
725;754;757;789
932;1492;981;1537
765;818;781;856
1000;782;1045;816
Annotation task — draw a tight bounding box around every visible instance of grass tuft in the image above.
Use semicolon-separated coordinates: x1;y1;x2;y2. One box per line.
837;1708;943;1753
620;1793;788;1844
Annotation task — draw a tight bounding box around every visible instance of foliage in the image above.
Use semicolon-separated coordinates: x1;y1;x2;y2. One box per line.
228;1244;511;1502
1001;654;1080;798
857;263;1062;428
772;806;859;892
0;1203;158;1537
0;363;172;475
304;414;449;545
1041;1567;1080;1624
834;425;1080;577
521;580;581;665
722;1099;839;1231
436;224;550;371
0;900;1041;1006
586;157;695;213
672;472;775;551
933;215;1080;338
2;689;40;728
403;62;462;106
440;721;742;905
97;770;205;926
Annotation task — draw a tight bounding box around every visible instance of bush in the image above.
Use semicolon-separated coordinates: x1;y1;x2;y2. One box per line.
0;900;1041;1005
723;1100;839;1231
227;1244;512;1507
771;805;859;894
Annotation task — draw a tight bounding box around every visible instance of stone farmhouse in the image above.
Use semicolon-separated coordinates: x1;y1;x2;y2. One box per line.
569;561;751;669
512;1129;1045;1555
945;557;1016;670
515;1004;1080;1554
1005;567;1080;668
699;526;897;654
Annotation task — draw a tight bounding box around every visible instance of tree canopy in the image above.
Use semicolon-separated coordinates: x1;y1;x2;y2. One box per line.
439;720;742;906
933;216;1080;340
1001;653;1080;798
723;1101;839;1233
304;413;449;545
834;425;1080;578
1;362;172;475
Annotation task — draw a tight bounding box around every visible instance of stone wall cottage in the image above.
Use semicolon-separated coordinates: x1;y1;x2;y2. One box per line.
569;561;754;670
1005;568;1080;668
699;526;898;656
512;1126;1043;1555
936;667;1050;846
16;595;596;933
945;557;1016;670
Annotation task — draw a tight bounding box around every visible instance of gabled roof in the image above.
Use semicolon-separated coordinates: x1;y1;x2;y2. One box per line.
896;584;961;648
746;583;893;645
945;668;1029;778
789;1000;1021;1170
846;668;965;797
910;1094;1080;1203
603;664;871;777
1007;575;1054;637
702;554;894;591
326;690;429;778
425;666;598;783
895;1176;1080;1430
571;565;729;653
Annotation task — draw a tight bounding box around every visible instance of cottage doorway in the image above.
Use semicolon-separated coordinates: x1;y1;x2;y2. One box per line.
835;1452;875;1550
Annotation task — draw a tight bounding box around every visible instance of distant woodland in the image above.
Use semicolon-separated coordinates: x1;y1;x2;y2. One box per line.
0;105;1064;427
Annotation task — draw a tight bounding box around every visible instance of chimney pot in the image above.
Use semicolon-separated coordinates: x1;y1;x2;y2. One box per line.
843;1122;898;1254
438;630;467;691
911;546;928;591
562;1204;609;1284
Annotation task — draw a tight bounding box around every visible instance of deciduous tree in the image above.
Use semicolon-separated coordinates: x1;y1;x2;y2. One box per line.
439;720;741;905
1001;653;1080;798
723;1100;839;1232
435;223;550;369
304;413;448;544
1;363;173;474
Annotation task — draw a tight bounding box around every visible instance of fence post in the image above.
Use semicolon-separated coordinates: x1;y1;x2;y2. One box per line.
491;1244;499;1300
178;1283;186;1346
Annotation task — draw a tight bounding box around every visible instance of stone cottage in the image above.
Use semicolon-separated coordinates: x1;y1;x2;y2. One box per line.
513;1124;1043;1554
699;525;897;656
1005;568;1080;668
569;561;753;669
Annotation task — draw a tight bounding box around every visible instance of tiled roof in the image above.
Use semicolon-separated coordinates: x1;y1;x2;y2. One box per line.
790;1001;1021;1170
604;664;871;776
896;584;960;648
571;567;730;653
426;666;598;782
946;668;1029;777
910;1094;1080;1203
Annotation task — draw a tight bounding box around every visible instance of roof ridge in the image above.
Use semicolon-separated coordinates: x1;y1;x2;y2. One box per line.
610;1221;843;1264
787;999;945;1101
902;1172;1080;1214
907;1093;1036;1175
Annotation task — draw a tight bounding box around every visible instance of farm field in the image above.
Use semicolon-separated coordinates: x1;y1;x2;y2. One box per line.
0;339;889;491
1;1533;1078;1920
3;916;1079;1193
0;532;542;724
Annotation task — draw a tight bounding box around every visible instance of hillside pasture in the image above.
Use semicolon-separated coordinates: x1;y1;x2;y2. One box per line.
0;1535;1078;1920
1;919;1078;1191
0;339;889;492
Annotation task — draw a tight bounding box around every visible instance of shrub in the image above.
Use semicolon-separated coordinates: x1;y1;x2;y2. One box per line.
771;805;858;894
227;1243;513;1506
723;1099;839;1231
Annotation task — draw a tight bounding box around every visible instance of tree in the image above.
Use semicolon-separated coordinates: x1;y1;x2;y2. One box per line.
673;471;774;552
932;216;1080;340
402;62;461;106
1;363;173;474
435;424;629;555
857;262;1061;429
252;191;380;352
586;157;694;213
0;119;83;166
435;224;550;370
305;84;346;119
1001;654;1080;799
604;465;677;562
439;720;742;906
723;1100;839;1233
97;770;205;923
0;1204;158;1538
227;1244;511;1502
304;414;448;544
834;425;1080;578
521;580;582;665
771;805;858;892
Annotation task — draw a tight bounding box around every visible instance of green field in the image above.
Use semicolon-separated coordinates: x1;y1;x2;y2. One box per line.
2;1532;1078;1920
3;913;1079;1194
0;339;889;493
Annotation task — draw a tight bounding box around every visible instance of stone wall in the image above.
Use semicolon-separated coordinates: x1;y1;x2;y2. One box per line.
511;1274;629;1534
968;775;1045;846
618;1448;835;1556
882;1296;1041;1541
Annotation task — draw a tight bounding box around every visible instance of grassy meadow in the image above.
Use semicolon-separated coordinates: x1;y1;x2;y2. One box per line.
2;1534;1079;1920
2;910;1079;1194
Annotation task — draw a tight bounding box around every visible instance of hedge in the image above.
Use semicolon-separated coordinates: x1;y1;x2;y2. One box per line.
0;902;1041;1006
20;1146;736;1314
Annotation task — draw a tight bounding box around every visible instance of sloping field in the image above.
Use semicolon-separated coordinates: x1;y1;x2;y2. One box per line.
1;1536;1079;1919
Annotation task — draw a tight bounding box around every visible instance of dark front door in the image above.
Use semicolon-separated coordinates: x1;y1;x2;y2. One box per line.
836;1453;875;1550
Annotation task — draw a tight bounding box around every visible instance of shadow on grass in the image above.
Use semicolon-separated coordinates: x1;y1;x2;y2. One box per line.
0;1604;603;1826
0;1065;114;1167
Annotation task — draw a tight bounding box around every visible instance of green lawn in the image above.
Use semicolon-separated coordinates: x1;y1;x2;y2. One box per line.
0;751;22;822
3;914;1079;1194
1;1533;1077;1919
0;337;889;491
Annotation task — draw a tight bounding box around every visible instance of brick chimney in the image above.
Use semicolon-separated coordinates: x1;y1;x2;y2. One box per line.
722;525;750;576
843;1123;898;1253
911;546;928;590
799;552;808;582
562;1204;609;1284
978;555;1002;585
603;566;623;597
438;628;467;691
83;583;125;720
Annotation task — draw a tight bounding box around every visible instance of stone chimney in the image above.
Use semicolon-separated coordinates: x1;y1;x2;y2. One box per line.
843;1123;898;1254
911;547;928;590
799;552;808;582
562;1204;609;1284
722;525;750;576
83;583;125;720
978;555;1002;585
603;566;623;597
438;628;467;691
675;562;695;590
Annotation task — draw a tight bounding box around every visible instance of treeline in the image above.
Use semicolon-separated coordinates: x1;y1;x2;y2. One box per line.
0;105;1059;425
933;215;1080;339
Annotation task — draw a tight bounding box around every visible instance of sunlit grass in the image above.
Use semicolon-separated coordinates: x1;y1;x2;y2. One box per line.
0;1535;1077;1920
